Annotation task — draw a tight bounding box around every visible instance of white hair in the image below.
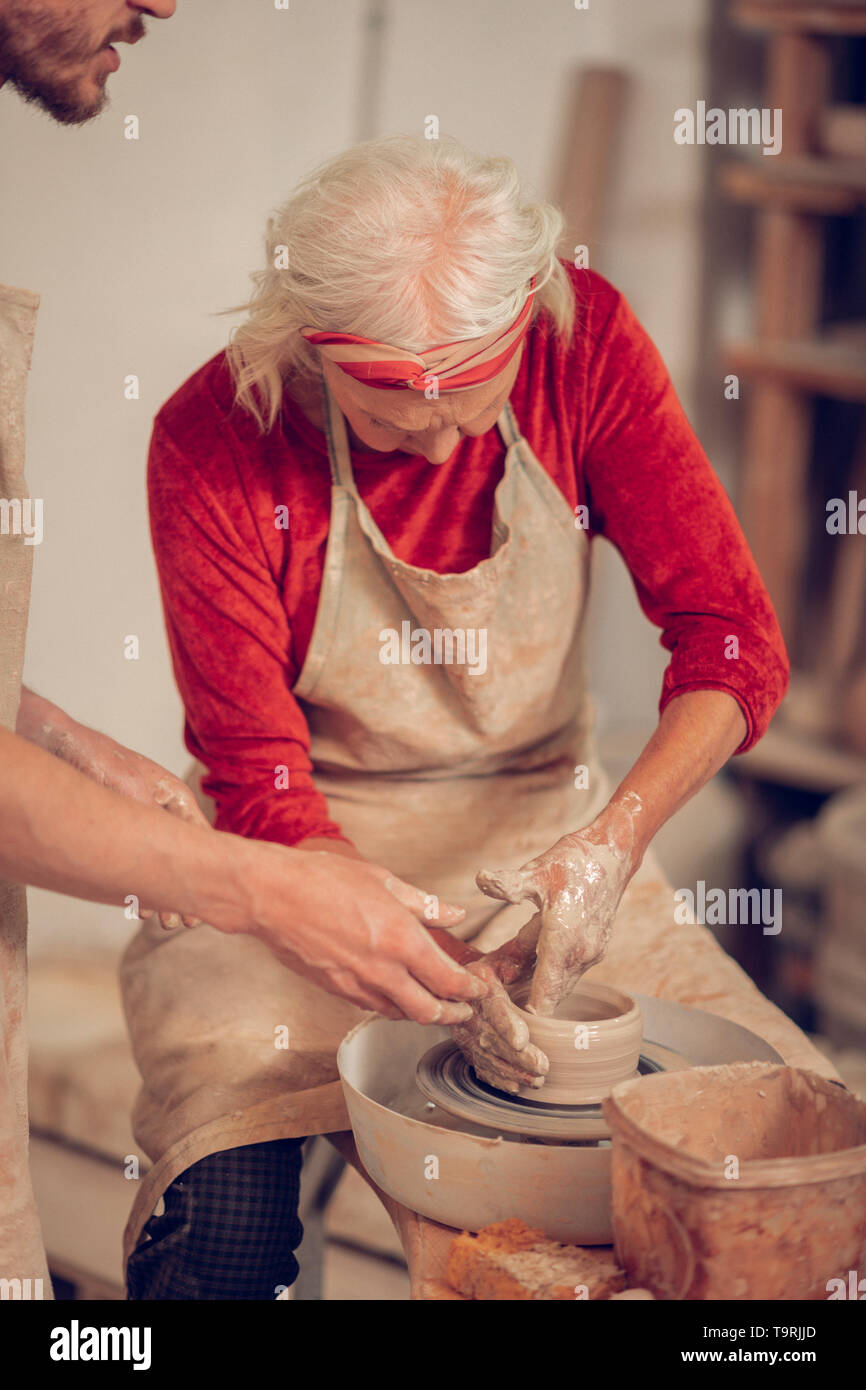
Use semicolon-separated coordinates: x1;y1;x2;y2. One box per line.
227;133;575;431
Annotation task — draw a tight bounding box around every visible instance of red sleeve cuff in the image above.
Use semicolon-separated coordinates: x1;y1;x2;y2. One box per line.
658;625;789;754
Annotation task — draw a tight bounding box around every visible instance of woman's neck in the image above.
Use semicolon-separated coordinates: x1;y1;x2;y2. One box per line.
285;371;385;454
284;371;326;430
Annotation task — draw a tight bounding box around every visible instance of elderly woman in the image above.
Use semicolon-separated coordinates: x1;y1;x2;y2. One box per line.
121;135;787;1299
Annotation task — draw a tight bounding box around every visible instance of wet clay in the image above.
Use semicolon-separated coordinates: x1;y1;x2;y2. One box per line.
509;980;642;1105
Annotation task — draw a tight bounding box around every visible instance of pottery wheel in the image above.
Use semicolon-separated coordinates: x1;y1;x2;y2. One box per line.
416;1039;688;1141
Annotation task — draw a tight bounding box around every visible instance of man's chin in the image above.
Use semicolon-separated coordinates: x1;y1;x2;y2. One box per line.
9;71;108;125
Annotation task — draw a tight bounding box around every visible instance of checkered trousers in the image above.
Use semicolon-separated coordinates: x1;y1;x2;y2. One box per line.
126;1137;306;1301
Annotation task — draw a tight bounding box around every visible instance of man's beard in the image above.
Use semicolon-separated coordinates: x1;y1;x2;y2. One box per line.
0;3;145;126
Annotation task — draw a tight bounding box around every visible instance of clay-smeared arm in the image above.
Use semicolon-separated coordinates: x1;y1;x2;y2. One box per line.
477;689;747;1016
17;685;210;928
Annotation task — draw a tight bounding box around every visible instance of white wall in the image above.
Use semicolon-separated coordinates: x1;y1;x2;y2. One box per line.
1;0;369;951
0;0;710;953
377;0;711;739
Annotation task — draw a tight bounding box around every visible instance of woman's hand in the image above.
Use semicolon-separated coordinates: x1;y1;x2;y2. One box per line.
244;845;489;1024
17;687;208;928
429;919;549;1093
476;796;643;1017
474;695;750;1017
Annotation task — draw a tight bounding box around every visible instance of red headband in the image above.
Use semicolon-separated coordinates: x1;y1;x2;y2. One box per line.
300;275;537;392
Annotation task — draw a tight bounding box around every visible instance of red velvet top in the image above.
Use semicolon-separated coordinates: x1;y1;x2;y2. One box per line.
148;265;788;847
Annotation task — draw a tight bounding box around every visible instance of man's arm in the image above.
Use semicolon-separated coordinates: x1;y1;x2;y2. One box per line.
0;727;485;1023
17;684;207;824
1;723;241;918
17;684;211;926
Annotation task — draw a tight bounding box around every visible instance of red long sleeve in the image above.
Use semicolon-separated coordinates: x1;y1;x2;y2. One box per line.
578;284;789;749
147;424;348;846
147;265;788;847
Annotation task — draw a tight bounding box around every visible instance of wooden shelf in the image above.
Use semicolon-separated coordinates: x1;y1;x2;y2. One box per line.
732;722;866;793
733;1;866;36
720;156;866;213
725;323;866;401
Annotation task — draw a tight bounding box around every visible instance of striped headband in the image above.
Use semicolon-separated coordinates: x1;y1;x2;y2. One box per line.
299;275;537;393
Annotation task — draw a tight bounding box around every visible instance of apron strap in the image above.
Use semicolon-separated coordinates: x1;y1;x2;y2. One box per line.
496;400;524;451
319;377;395;561
321;379;358;491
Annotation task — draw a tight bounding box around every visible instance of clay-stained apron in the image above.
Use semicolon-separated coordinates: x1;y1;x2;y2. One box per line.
121;379;608;1265
0;283;52;1295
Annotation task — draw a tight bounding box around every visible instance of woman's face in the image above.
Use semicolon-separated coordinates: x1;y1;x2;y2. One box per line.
321;348;524;466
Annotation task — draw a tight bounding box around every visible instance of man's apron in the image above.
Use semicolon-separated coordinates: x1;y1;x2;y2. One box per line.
0;283;51;1295
121;380;608;1263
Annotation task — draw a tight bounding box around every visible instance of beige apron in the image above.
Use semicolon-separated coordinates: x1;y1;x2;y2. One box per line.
0;283;51;1296
121;380;607;1263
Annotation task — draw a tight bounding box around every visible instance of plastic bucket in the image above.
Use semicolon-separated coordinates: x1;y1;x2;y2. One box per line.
602;1061;866;1300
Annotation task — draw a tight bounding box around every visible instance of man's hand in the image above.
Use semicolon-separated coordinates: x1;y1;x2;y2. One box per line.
244;847;488;1024
476;799;642;1017
17;687;208;928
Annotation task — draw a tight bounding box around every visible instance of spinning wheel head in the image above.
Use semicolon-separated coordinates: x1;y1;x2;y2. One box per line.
414;1040;680;1142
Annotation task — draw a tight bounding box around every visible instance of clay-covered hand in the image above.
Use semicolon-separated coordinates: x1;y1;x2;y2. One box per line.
448;917;550;1094
17;689;208;930
476;797;643;1017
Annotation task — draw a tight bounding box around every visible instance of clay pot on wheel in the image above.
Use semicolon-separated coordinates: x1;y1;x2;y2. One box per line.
509;980;642;1105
